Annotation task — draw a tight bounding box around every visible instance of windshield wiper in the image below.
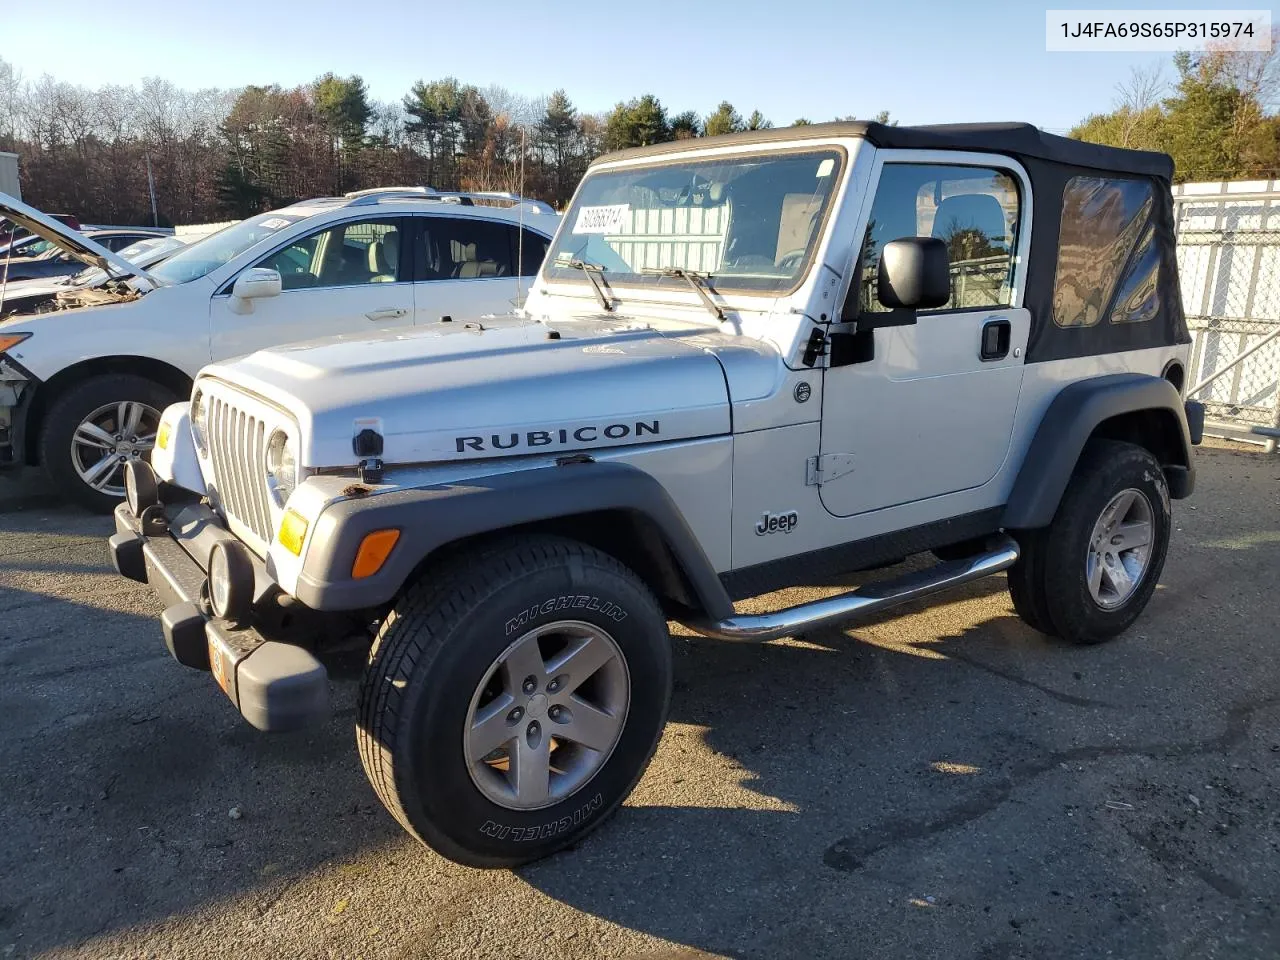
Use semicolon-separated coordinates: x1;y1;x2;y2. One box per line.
565;259;614;312
643;268;725;321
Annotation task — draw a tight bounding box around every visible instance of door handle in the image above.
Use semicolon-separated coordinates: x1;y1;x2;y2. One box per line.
366;308;407;321
980;318;1011;361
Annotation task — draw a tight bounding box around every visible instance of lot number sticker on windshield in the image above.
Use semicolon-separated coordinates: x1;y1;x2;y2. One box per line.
260;217;292;230
573;204;630;235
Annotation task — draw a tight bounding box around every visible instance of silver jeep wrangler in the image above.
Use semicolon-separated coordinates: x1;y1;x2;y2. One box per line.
109;121;1203;867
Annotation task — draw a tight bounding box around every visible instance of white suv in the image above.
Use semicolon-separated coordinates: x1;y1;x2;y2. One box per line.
0;189;558;509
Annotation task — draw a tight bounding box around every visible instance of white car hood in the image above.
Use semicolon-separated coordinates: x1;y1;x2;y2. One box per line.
200;316;732;468
0;192;161;285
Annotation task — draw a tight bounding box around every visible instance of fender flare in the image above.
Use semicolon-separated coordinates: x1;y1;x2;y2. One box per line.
1002;373;1195;530
293;460;734;619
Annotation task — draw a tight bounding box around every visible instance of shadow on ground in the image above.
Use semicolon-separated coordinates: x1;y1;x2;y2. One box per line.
0;444;1277;959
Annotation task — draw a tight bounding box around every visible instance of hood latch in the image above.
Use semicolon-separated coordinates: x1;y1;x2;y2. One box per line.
353;427;385;484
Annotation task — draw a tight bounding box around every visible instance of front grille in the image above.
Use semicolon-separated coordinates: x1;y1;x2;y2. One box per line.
207;394;275;548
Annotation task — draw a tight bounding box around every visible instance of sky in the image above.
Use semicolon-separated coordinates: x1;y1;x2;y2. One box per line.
2;0;1217;133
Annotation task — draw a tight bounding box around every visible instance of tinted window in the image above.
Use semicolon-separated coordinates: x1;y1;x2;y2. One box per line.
859;163;1020;313
1053;176;1153;328
424;218;516;280
254;219;402;290
515;228;550;277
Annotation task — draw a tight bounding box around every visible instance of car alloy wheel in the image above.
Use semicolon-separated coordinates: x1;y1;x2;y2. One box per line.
70;401;162;496
463;620;631;811
1085;487;1155;609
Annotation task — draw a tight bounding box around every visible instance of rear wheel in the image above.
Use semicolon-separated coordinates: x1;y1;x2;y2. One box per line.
39;374;177;512
357;535;673;867
1008;440;1171;644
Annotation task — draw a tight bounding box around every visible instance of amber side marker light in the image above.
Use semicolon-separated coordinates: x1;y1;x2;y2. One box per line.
0;332;32;354
278;509;309;556
156;421;172;450
352;529;400;578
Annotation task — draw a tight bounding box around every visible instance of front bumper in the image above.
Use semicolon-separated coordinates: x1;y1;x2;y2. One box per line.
110;499;329;732
0;376;34;469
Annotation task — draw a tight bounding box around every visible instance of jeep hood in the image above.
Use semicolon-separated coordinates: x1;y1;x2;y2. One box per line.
0;192;161;285
204;317;732;467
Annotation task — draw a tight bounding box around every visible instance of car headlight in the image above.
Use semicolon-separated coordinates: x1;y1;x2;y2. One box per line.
265;429;297;506
190;389;208;455
208;539;253;621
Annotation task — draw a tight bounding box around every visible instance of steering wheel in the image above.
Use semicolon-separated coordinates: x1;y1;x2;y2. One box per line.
723;254;776;272
776;249;807;273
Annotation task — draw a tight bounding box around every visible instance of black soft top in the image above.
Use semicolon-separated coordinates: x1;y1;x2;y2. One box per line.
599;121;1174;181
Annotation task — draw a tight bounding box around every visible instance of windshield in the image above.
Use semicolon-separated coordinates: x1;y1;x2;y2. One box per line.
544;148;844;296
68;235;186;286
148;213;306;285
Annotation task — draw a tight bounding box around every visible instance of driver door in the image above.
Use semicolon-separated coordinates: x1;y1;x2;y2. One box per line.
818;156;1031;518
209;216;415;360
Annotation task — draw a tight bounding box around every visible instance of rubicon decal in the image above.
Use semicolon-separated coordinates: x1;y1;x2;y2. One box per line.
456;420;660;453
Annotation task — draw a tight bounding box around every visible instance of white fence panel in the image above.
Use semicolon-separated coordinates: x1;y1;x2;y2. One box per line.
1173;180;1280;446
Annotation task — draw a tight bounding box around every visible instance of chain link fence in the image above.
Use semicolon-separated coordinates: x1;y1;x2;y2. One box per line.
1174;181;1280;451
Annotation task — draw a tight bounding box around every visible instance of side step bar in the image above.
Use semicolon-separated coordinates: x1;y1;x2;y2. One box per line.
684;535;1020;643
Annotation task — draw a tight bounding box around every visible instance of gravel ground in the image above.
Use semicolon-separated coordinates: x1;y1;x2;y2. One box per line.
0;440;1277;960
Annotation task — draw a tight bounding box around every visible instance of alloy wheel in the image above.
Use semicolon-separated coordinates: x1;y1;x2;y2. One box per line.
1085;488;1155;609
464;620;631;811
70;400;161;496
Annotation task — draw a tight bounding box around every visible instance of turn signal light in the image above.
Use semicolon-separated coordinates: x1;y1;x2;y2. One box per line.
278;509;309;556
352;529;400;578
0;332;32;354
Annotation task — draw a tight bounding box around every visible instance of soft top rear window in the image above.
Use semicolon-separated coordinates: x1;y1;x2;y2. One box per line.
1053;176;1154;328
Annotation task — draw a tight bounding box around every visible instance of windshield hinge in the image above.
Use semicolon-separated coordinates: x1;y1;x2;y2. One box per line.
805;453;856;486
801;327;827;367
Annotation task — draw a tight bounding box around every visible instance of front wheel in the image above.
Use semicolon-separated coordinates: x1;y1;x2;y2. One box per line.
38;373;177;512
1008;439;1172;644
356;535;673;867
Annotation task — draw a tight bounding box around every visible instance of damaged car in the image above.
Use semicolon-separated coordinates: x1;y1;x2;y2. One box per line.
0;189;557;510
0;234;191;317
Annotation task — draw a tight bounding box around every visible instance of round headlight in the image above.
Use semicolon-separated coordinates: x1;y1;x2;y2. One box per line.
124;459;159;518
190;389;208;455
265;430;297;506
208;539;253;621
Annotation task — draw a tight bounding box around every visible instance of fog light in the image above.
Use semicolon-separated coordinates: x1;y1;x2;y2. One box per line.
278;508;309;556
352;529;400;579
124;459;160;518
208;539;254;621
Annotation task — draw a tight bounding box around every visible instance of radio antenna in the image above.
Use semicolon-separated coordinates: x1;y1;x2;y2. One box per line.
516;125;527;317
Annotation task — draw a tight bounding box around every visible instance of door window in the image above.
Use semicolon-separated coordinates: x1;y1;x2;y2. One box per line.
859;163;1021;313
253;218;403;290
422;217;517;280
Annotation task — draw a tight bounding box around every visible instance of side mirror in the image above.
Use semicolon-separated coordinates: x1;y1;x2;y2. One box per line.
877;237;950;311
232;267;282;301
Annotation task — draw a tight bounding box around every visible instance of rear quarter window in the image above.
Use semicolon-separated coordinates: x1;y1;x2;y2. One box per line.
1053;176;1155;328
